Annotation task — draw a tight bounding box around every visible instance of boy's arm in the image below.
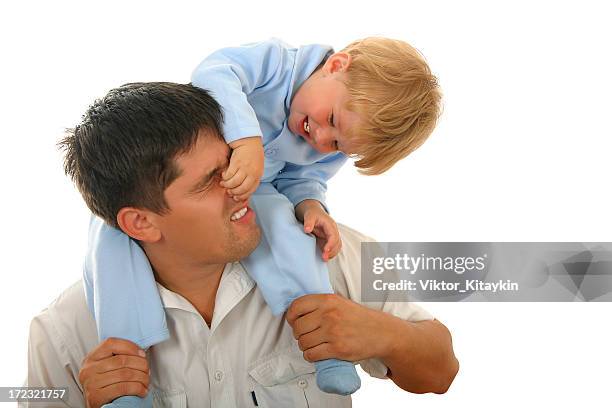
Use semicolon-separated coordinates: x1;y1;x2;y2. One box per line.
191;40;290;198
272;152;347;211
191;39;288;144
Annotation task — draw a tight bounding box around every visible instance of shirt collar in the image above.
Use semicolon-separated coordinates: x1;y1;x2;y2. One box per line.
156;263;255;329
285;43;334;111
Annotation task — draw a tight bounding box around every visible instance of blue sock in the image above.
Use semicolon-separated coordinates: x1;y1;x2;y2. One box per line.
315;358;361;395
102;394;152;408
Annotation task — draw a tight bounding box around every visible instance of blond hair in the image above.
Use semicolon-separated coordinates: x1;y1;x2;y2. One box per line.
341;37;442;175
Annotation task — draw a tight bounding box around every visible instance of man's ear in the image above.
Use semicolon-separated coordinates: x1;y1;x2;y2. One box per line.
324;52;352;74
116;207;162;243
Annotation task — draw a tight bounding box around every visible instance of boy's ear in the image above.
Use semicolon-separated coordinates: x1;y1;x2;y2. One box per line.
325;52;352;74
116;207;162;243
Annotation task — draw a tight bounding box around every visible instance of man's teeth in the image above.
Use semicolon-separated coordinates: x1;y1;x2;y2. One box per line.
231;207;248;221
303;117;310;134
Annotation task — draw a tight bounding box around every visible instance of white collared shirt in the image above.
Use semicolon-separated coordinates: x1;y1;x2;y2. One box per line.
25;225;433;407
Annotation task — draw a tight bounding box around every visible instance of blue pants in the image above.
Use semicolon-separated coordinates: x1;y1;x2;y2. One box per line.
85;183;359;407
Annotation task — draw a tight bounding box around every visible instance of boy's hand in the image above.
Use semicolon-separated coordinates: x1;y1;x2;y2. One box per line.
221;136;264;201
295;200;342;261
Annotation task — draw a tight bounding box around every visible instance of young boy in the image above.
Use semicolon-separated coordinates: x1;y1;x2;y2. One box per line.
85;37;441;403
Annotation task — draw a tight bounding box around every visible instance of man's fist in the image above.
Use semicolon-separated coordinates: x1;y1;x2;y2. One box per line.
286;294;393;363
78;338;149;408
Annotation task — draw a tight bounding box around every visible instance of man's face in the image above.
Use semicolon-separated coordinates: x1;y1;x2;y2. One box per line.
288;65;362;155
154;131;260;265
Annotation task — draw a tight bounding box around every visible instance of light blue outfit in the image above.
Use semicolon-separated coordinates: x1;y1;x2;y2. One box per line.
85;40;360;408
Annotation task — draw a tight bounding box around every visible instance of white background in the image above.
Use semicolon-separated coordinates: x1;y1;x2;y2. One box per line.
1;0;611;406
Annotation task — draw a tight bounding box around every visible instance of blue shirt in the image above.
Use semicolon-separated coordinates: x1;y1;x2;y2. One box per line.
191;39;348;207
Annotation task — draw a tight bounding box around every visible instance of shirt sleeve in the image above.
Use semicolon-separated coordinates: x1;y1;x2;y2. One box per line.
328;224;435;379
25;311;86;407
191;39;288;144
272;152;347;210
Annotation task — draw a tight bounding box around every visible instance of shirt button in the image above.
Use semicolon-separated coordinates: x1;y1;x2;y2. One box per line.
297;379;308;389
264;148;278;157
214;370;224;381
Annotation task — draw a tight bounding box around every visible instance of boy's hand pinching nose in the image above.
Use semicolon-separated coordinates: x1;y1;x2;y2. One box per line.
221;136;264;202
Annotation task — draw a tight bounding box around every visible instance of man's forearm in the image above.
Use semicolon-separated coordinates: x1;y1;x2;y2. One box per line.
377;314;459;394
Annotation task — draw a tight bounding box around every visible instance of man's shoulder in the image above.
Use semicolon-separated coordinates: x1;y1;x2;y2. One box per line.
27;281;97;405
337;223;375;243
328;224;375;300
331;224;436;325
38;280;90;319
30;280;98;355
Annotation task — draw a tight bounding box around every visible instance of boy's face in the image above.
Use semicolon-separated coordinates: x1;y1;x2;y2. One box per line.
288;53;361;155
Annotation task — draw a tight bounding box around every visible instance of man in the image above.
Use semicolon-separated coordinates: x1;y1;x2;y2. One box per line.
26;82;458;407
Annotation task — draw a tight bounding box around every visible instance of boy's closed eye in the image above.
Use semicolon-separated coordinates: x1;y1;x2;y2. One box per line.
327;112;341;150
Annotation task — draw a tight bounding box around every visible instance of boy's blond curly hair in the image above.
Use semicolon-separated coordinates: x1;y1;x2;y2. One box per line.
341;37;442;175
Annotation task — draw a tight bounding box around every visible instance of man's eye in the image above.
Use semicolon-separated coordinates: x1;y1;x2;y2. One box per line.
211;171;223;184
197;183;213;196
198;172;223;196
328;112;335;127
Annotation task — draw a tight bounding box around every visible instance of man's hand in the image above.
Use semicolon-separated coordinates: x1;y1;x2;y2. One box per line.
285;294;395;363
221;136;264;202
295;200;342;261
78;338;150;408
286;295;459;394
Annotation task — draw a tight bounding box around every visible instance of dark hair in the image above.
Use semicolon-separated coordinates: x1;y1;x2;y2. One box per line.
59;82;224;228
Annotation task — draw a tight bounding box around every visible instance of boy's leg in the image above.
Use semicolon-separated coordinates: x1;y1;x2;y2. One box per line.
84;216;169;348
84;216;167;407
241;184;333;313
242;183;361;395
